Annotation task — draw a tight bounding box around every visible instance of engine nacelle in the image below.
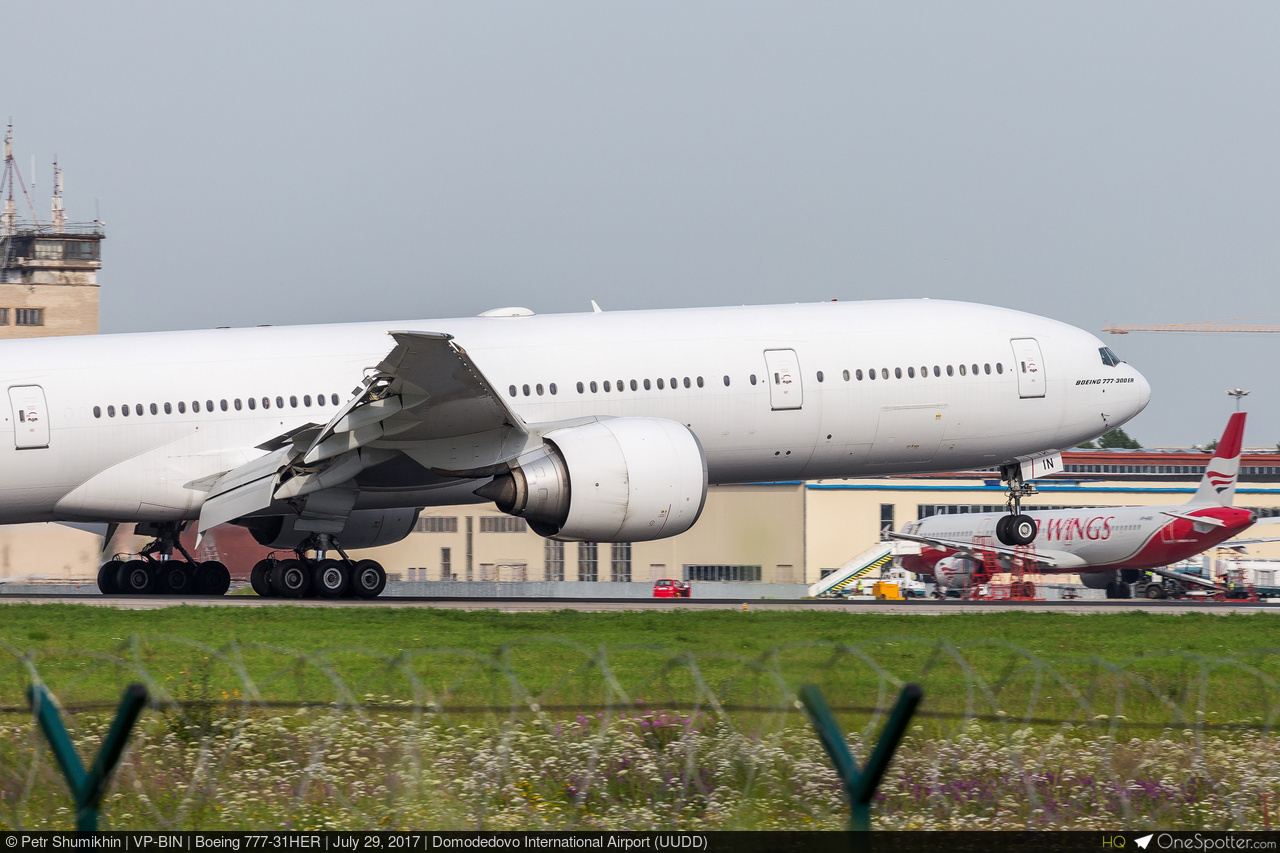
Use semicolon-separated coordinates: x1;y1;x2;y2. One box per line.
1080;569;1142;589
475;417;708;542
242;508;421;550
933;555;979;589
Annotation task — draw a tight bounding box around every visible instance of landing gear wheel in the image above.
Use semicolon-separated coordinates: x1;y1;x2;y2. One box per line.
996;515;1014;546
160;562;194;595
250;560;274;597
1009;514;1037;546
271;559;311;598
1145;582;1166;600
196;561;231;595
351;560;386;599
312;559;350;598
116;559;157;594
1105;581;1132;600
96;562;120;595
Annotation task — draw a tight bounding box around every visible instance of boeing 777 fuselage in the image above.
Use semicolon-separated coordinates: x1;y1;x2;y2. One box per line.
0;299;1150;597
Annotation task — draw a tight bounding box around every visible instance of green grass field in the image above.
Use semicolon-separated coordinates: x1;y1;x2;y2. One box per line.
4;605;1280;830
2;605;1278;728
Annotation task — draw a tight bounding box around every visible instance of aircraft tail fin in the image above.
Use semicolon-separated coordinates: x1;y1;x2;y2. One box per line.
1187;412;1246;507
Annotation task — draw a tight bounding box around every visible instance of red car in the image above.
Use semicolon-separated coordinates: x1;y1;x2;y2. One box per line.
652;579;691;598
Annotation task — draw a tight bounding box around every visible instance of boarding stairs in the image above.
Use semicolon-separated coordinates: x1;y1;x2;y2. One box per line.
809;542;896;598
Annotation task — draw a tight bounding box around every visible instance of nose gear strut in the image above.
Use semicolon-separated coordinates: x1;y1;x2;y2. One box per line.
997;464;1039;546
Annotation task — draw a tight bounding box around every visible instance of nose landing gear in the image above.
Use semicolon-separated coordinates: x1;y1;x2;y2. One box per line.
996;464;1039;547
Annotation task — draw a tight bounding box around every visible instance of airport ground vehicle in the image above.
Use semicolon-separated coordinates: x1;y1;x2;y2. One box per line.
652;579;691;598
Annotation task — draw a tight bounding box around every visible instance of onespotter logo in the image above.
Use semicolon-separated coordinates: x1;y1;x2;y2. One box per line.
1111;834;1278;850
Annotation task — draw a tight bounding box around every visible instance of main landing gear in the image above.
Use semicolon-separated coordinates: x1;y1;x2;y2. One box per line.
96;522;231;596
996;464;1039;547
250;534;387;600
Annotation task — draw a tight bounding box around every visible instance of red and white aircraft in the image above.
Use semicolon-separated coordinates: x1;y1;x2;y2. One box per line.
895;413;1273;598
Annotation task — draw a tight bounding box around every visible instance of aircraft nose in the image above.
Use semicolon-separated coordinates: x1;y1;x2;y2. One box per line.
1131;368;1152;414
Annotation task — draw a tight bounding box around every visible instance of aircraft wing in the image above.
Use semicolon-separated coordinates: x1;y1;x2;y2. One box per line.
199;331;533;534
886;531;1075;568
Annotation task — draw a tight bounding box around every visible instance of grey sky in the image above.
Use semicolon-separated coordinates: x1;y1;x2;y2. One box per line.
6;2;1278;448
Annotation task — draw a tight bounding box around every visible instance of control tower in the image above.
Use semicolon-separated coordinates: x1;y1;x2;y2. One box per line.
0;124;103;338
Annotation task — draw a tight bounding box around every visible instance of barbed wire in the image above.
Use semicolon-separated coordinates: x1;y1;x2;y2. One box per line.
1;635;1279;830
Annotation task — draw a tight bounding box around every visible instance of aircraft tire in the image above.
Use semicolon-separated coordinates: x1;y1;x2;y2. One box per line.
271;559;311;598
1009;515;1037;546
351;560;386;599
995;516;1014;546
116;559;157;595
312;559;350;598
250;560;274;596
197;561;231;596
161;562;194;595
97;562;120;595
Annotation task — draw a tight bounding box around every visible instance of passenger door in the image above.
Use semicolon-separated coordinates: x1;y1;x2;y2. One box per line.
763;349;803;410
8;385;50;449
1009;338;1046;398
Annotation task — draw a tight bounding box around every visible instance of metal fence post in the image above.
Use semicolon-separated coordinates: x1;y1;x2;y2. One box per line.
28;683;148;831
800;682;923;833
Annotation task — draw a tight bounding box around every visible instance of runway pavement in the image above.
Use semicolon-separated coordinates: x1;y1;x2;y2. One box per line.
1;592;1278;614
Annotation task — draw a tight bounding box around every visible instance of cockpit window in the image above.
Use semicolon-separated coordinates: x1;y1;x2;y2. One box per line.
1099;346;1122;367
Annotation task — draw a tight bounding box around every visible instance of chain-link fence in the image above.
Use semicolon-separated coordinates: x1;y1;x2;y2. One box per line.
2;636;1278;830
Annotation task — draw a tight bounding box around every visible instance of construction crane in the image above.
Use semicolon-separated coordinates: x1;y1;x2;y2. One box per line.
1103;316;1280;334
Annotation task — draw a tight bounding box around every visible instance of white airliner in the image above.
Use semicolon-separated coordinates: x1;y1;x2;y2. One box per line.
0;299;1149;598
895;412;1275;599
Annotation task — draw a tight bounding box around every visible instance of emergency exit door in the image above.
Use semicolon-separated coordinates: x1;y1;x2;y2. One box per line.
9;385;50;449
1009;338;1046;398
763;349;803;410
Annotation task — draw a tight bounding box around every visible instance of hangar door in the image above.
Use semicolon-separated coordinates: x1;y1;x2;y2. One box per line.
9;385;50;449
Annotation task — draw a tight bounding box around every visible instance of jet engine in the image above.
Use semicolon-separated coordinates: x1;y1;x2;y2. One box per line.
1080;569;1143;589
474;417;708;542
242;508;421;550
933;555;980;589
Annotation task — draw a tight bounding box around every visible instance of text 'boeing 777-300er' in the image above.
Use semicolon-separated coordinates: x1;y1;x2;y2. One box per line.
894;412;1280;599
0;299;1149;598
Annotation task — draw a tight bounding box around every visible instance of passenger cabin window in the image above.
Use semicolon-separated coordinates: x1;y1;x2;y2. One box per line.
749;375;757;385
644;379;651;390
164;402;172;414
722;375;730;386
522;384;530;396
234;399;243;411
206;400;214;411
996;363;1003;374
179;401;186;413
536;384;544;396
683;377;691;388
107;405;115;417
122;404;130;417
816;371;824;382
657;378;665;389
696;376;704;388
93;406;101;418
604;381;611;392
550;383;557;395
843;370;850;381
221;400;229;411
248;398;256;410
135;404;143;416
577;382;585;393
880;369;888;380
317;394;325;406
290;395;298;407
590;382;598;393
304;395;312;406
959;365;966;376
331;394;339;405
894;368;902;379
631;379;638;391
